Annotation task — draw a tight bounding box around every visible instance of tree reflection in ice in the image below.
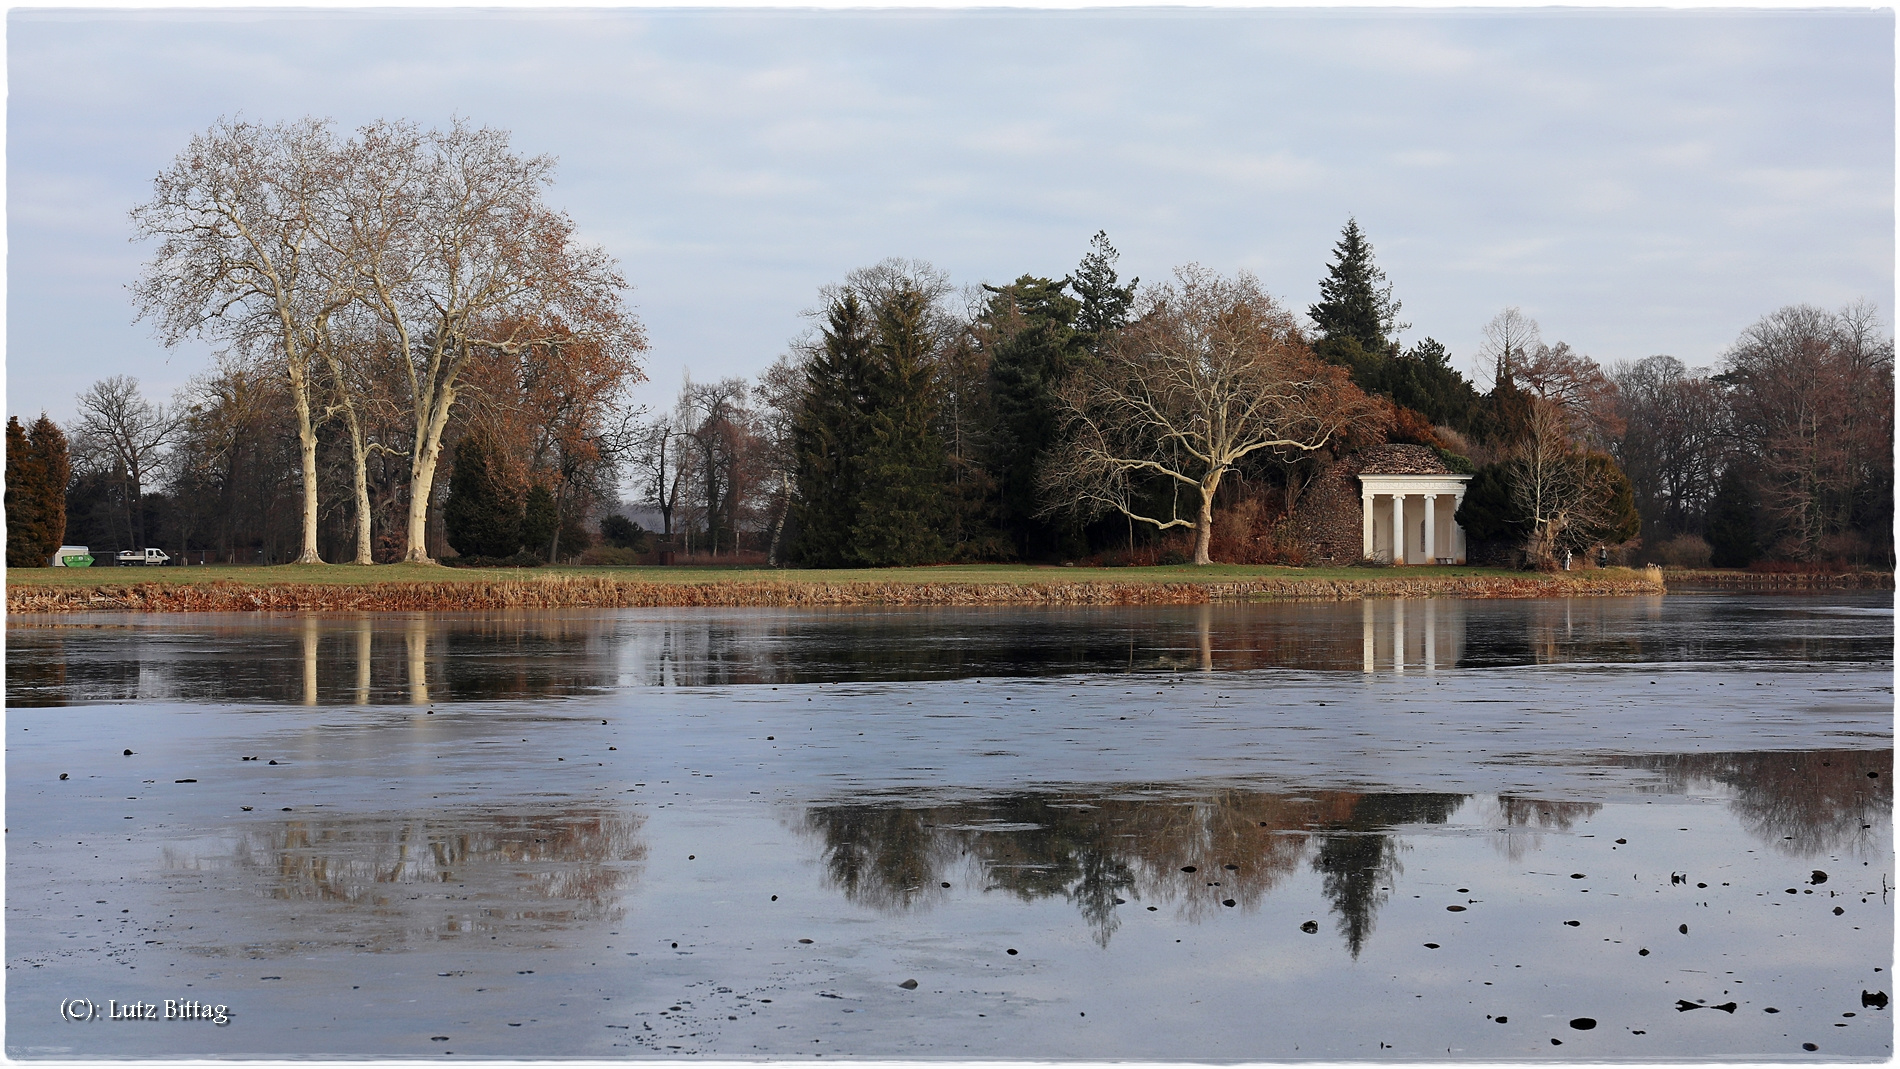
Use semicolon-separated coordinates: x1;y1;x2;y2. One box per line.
1484;796;1605;862
168;807;646;948
1309;794;1465;957
801;752;1888;952
1616;748;1892;855
802;788;1461;951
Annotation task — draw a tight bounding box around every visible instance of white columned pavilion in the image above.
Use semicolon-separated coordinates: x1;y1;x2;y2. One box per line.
1358;472;1473;565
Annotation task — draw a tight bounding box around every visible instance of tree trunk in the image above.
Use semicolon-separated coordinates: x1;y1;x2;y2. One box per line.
403;383;456;563
342;405;374;565
766;480;791;567
1193;477;1217;565
289;361;324;565
546;480;565;563
321;344;376;565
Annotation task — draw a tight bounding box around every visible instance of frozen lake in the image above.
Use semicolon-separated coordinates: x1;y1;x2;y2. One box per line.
6;593;1892;1060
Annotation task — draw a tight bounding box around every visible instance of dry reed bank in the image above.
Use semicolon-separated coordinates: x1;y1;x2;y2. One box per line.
8;564;1664;614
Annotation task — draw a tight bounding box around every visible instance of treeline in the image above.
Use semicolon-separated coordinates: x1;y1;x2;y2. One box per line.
4;129;1892;573
624;222;1893;570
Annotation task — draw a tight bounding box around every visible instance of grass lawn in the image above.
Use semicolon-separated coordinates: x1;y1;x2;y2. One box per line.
9;560;1521;589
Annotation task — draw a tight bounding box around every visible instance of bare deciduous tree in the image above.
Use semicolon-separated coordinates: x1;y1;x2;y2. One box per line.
72;376;179;550
1610;355;1725;541
1041;266;1385;565
1504;399;1634;568
753;354;805;566
1722;302;1895;560
1475;307;1542;392
1513;340;1623;447
344;120;644;561
630;414;686;542
132;117;351;563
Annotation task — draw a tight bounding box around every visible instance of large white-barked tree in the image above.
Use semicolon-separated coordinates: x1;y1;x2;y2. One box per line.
132;117;644;563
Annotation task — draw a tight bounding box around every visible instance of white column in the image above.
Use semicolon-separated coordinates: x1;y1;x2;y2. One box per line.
1361;490;1374;559
1451;484;1469;564
1424;599;1437;672
1391;493;1406;564
1424;494;1437;563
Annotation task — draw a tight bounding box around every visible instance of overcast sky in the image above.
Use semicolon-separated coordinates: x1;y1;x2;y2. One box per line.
7;7;1893;429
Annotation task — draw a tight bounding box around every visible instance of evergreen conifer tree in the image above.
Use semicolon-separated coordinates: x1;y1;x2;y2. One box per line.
851;288;949;566
6;416;44;567
1308;219;1411;402
1309;218;1403;354
1071;231;1137;357
28;414;71;561
1705;465;1759;568
521;484;557;559
1365;337;1482;433
1469;366;1535;447
791;293;875;567
5;414;69;567
444;435;521;559
792;287;952;567
1453;463;1526;544
983;275;1086;557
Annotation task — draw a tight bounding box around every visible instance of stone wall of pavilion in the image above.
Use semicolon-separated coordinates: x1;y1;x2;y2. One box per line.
1286;459;1367;564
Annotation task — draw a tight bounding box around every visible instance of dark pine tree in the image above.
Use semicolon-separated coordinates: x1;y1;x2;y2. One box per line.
1314;217;1406;358
521;484;558;559
6;414;70;567
1070;231;1137;358
1705;465;1759;568
1454;463;1526;544
444;435;521;559
1469;366;1535;448
851;287;949;566
599;514;648;551
1364;337;1482;435
791;292;877;567
6;416;43;567
28;414;71;563
983;275;1086;558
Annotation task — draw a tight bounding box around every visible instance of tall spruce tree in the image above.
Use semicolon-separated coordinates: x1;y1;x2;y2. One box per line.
791;293;876;567
852;288;949;566
983;275;1086;557
1071;231;1137;357
1308;218;1410;404
1309;218;1402;353
792;286;951;567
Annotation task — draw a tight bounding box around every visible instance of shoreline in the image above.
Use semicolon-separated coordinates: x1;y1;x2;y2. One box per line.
6;566;1669;614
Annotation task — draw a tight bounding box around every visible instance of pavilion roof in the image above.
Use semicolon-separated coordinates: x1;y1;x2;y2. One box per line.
1355;444;1459;476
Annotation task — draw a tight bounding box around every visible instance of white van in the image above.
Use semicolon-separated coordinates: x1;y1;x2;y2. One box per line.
49;546;93;567
116;548;171;567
